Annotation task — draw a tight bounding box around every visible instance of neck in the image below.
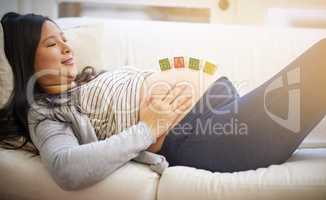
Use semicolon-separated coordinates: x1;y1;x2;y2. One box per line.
43;81;77;94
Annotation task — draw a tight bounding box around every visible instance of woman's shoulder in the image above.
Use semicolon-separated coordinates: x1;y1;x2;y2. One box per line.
27;95;78;124
28;100;61;124
27;96;98;144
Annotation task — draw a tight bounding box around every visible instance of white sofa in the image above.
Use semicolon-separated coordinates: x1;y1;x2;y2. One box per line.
1;17;326;200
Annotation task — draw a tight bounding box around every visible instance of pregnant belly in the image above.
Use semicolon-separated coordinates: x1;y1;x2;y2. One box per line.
139;69;223;126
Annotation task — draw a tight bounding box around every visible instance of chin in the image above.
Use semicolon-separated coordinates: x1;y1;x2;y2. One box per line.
67;69;78;79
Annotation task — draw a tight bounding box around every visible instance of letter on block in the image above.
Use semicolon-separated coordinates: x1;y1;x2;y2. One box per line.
188;57;200;70
203;61;217;75
159;58;171;71
174;57;185;68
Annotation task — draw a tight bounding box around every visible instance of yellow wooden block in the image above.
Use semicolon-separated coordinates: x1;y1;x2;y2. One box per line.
203;61;217;75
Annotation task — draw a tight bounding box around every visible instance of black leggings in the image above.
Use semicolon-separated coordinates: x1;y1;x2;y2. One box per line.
158;39;326;172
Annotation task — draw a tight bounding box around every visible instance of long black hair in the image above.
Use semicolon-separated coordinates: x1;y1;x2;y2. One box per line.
0;12;99;155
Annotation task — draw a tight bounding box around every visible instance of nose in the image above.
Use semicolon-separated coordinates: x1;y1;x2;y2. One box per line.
64;48;69;54
62;43;72;55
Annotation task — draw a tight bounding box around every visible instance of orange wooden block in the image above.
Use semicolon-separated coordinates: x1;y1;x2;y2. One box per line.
174;57;185;68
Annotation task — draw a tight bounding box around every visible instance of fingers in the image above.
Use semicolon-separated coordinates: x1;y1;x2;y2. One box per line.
172;96;193;114
161;84;187;105
148;88;192;114
146;98;170;115
147;81;171;101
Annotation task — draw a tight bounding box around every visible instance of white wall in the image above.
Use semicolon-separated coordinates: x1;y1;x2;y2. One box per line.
210;0;326;25
0;0;19;18
0;0;58;19
1;0;326;26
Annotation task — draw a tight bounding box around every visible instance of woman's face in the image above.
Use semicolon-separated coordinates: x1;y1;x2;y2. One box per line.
34;20;77;90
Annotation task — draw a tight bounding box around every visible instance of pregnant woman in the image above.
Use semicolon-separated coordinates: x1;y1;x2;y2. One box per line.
0;12;325;191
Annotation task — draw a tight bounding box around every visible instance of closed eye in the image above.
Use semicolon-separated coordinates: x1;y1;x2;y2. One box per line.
47;43;56;47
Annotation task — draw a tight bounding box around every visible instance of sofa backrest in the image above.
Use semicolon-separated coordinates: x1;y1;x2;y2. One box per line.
56;17;326;148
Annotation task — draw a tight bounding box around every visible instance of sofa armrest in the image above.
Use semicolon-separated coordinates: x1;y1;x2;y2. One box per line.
0;148;160;200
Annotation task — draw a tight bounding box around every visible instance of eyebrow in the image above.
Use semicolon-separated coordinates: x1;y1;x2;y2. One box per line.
42;32;65;44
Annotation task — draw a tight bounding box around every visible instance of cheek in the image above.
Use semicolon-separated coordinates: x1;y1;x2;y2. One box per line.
34;48;65;85
35;48;61;70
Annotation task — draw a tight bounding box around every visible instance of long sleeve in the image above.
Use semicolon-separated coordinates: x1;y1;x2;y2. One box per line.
133;151;169;174
28;112;156;191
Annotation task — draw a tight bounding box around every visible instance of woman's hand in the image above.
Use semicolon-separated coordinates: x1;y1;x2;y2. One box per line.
139;84;192;139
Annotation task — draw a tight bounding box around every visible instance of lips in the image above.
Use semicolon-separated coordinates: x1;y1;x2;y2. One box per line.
62;57;74;65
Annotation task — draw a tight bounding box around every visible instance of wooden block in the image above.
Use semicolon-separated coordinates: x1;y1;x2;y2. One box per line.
203;61;217;75
188;57;200;70
159;58;171;71
174;57;185;68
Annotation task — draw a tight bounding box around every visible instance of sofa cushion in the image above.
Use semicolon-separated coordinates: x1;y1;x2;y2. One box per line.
0;148;159;200
85;18;326;148
55;18;326;148
55;17;129;71
158;148;326;200
63;22;107;73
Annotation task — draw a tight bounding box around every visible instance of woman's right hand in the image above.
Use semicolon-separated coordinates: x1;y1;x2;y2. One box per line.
139;84;193;139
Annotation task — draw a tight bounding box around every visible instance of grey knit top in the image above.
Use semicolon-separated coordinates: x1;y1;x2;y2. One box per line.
27;66;169;191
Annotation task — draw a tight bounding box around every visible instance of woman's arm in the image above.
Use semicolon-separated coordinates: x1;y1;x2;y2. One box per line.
28;113;156;191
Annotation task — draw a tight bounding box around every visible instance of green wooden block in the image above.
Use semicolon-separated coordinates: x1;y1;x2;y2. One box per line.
203;61;217;75
188;57;200;70
159;58;171;71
